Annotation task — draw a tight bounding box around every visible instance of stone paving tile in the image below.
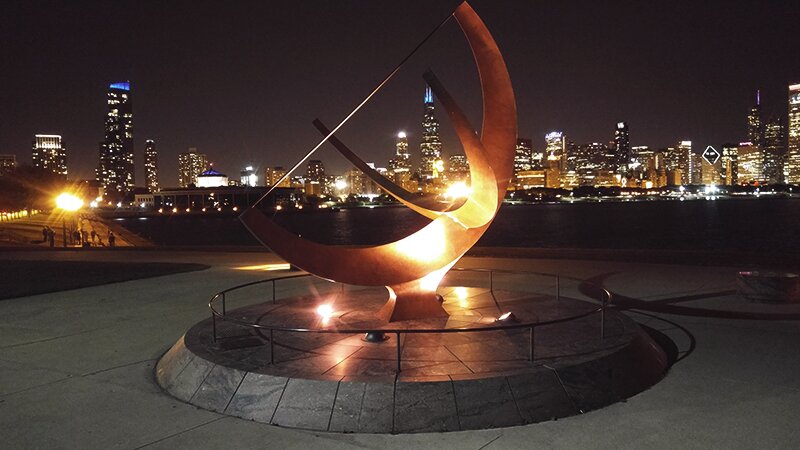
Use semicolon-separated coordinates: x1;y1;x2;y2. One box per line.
271;378;340;430
191;364;246;412
394;380;459;433
452;376;523;430
507;369;577;423
225;372;288;423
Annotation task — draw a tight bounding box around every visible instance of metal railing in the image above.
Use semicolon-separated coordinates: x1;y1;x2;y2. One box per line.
208;268;612;373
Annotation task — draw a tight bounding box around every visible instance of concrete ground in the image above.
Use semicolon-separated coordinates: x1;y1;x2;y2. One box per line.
1;249;799;449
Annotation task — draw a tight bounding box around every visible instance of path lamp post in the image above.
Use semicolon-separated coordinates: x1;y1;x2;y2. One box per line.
55;193;83;247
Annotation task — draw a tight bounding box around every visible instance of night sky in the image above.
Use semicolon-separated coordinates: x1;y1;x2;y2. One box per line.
2;0;799;186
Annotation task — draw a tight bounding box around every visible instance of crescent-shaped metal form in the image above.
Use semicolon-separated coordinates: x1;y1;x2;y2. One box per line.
240;1;517;321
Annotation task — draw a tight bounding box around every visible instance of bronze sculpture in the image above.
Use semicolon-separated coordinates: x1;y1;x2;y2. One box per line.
240;2;516;321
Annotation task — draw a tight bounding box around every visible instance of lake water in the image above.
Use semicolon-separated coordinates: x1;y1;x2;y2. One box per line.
115;197;800;257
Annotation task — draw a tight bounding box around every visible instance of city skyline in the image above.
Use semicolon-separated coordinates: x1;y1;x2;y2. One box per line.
1;1;799;183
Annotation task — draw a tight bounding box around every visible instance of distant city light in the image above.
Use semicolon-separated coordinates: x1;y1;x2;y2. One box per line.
397;131;407;139
335;179;347;190
109;82;130;91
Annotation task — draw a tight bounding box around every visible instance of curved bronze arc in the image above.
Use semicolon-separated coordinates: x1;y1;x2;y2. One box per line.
240;1;516;287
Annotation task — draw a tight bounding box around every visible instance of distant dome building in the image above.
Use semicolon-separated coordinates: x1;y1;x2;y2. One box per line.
196;167;228;187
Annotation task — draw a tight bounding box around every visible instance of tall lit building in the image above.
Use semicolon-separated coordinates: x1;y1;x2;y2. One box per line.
545;131;565;170
306;159;325;182
737;142;763;183
388;131;414;190
97;81;134;199
786;83;800;184
419;86;442;178
676;141;693;185
721;143;738;185
144;139;159;192
264;166;290;188
32;134;67;176
763;118;785;184
240;165;258;187
514;138;532;175
388;131;411;172
613;122;630;173
178;149;208;188
447;154;470;182
747;91;764;147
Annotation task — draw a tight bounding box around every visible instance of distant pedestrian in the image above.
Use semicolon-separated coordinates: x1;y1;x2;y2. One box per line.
42;227;48;243
90;230;97;243
47;228;55;247
108;231;116;248
81;229;88;244
73;230;81;245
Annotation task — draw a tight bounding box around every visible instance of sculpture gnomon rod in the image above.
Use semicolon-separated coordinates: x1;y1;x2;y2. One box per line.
241;1;517;322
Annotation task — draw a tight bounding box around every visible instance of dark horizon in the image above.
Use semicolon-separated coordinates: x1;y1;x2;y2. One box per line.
2;0;799;186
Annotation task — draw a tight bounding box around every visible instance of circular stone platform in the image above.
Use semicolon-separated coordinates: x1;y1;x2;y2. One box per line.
157;286;668;433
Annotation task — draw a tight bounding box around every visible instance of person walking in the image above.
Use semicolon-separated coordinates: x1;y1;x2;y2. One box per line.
108;231;116;248
42;227;48;243
47;228;55;247
90;229;97;243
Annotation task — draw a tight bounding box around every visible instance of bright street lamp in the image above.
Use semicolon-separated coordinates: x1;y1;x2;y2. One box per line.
55;193;83;247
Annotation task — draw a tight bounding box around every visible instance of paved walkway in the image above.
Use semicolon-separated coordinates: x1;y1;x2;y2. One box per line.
0;211;152;248
0;250;798;449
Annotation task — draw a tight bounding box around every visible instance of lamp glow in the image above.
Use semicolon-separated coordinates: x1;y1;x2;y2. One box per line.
316;304;334;318
55;193;83;211
445;182;471;199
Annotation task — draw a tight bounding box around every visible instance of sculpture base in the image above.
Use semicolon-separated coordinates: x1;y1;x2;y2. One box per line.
156;287;669;433
378;283;448;322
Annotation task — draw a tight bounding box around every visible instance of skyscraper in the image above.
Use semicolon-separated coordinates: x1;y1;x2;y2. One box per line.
144;139;159;192
447;154;469;182
32;134;67;176
676;141;693;185
737;142;763;183
97;82;134;199
389;131;411;171
388;131;413;190
545;132;565;170
240;166;258;187
786;83;800;184
178;149;208;188
721;143;738;185
747;90;764;147
514;138;533;175
614;122;630;173
306;160;325;181
264;166;290;188
763;117;785;184
419;86;442;179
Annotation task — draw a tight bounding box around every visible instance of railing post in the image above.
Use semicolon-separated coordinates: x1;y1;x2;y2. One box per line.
529;326;534;362
272;280;276;304
212;313;217;343
269;328;275;364
600;291;607;339
395;332;402;373
221;292;226;316
556;275;560;301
